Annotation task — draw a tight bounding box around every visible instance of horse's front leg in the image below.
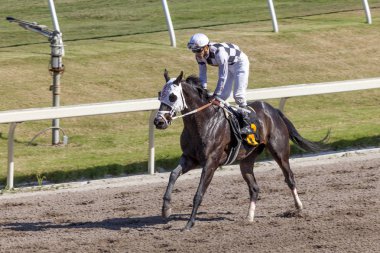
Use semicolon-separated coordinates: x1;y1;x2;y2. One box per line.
183;160;218;231
240;157;260;222
162;155;197;219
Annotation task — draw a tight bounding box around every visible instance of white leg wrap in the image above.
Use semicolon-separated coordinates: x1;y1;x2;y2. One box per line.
292;188;303;210
247;201;256;222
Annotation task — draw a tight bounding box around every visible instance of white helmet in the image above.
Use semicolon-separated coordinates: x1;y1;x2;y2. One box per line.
187;33;209;52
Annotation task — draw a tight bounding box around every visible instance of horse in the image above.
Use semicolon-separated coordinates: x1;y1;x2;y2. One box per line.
153;70;327;231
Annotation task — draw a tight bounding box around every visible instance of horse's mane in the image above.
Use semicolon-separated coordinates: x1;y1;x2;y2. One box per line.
184;75;210;101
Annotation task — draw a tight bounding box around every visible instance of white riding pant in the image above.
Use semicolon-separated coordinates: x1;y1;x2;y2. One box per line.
219;53;249;107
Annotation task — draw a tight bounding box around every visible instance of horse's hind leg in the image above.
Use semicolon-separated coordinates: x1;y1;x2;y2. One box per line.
162;155;197;219
268;144;303;210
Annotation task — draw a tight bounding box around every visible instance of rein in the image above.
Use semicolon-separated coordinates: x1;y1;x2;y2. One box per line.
171;102;213;120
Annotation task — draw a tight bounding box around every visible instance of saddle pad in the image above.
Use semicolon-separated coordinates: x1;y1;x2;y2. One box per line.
222;107;242;166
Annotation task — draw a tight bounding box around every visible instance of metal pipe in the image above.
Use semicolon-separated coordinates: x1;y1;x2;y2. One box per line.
48;0;64;56
267;0;279;33
48;0;65;145
48;0;61;32
362;0;372;24
50;32;64;145
161;0;176;47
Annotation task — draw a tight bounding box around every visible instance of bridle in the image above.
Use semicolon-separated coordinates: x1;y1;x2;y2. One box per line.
156;80;215;125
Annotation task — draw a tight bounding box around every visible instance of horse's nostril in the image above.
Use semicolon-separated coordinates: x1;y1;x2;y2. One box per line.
154;118;163;126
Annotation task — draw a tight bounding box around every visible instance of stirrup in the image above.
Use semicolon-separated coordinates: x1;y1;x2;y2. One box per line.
240;125;253;135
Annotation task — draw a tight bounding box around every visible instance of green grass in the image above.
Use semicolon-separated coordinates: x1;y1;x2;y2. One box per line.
0;0;379;187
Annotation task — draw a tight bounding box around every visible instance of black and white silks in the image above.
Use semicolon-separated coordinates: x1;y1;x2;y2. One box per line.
196;42;250;107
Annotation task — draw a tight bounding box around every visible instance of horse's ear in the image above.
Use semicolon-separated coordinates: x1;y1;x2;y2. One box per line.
164;69;170;83
173;71;183;85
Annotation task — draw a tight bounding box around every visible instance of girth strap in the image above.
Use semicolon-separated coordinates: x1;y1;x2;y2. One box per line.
222;108;242;166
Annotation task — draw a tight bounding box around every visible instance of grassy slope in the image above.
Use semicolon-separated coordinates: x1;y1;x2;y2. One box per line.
0;0;379;186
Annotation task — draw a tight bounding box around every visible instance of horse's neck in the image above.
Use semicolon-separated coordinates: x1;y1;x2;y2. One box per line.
182;88;212;121
182;99;224;139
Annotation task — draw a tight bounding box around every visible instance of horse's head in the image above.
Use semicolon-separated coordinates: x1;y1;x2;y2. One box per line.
154;70;187;129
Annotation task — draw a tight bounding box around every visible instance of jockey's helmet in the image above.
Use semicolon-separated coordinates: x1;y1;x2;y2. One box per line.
187;33;209;53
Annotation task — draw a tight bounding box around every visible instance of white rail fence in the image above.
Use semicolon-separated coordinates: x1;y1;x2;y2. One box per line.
1;77;380;188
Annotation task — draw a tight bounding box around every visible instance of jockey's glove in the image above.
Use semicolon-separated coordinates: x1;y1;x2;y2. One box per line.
208;94;223;106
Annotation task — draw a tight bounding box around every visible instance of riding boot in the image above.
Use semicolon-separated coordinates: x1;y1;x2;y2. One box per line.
239;106;259;146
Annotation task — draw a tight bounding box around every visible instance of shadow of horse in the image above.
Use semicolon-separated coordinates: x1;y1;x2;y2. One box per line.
0;212;235;232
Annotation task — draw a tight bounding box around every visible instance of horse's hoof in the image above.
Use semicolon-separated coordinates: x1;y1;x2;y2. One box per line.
182;223;193;232
181;227;192;232
162;208;172;219
246;216;254;222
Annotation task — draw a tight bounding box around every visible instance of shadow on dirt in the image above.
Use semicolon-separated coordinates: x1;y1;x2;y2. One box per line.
0;213;234;232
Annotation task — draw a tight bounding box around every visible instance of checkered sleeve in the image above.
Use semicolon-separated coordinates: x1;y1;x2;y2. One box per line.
198;63;207;88
197;56;207;88
213;49;229;96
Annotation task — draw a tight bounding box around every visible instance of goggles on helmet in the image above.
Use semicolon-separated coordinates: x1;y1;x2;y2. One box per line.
187;43;204;53
191;47;203;53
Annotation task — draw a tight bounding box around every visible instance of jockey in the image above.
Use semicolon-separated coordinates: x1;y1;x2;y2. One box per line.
187;33;259;146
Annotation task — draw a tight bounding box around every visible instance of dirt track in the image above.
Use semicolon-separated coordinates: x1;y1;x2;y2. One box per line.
0;149;379;253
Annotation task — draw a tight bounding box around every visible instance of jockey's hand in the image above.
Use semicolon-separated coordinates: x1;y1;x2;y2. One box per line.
208;95;221;106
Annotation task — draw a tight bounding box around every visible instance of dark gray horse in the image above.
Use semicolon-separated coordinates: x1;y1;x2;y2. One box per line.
154;70;326;230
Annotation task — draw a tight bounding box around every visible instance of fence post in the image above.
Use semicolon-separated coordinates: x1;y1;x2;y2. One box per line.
148;110;158;174
7;122;18;189
279;98;288;112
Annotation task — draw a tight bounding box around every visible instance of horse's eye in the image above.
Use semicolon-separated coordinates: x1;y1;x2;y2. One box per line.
169;93;177;103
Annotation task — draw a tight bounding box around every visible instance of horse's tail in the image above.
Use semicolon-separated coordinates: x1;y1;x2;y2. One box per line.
276;109;329;152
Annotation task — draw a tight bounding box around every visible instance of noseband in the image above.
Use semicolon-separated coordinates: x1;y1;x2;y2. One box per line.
155;108;176;126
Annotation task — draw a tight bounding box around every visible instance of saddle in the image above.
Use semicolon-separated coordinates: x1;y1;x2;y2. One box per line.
221;104;261;165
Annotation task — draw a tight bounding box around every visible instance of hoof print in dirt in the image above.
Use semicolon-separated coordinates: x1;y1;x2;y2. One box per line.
277;210;304;218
